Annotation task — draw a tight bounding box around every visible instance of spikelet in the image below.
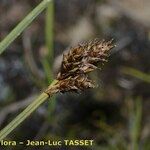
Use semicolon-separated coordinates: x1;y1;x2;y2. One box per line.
58;75;95;92
45;39;114;95
57;39;114;80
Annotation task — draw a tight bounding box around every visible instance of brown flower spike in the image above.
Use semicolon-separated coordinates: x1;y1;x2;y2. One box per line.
45;39;114;95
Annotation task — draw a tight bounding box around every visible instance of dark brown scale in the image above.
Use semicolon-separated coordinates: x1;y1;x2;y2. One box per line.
57;39;114;91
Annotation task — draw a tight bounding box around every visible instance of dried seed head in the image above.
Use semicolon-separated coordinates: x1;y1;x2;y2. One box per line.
57;39;114;80
45;39;114;95
57;75;95;93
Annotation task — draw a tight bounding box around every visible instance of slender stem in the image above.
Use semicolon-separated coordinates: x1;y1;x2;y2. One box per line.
123;67;150;83
42;58;52;83
131;97;142;150
45;0;56;119
46;0;54;60
43;0;54;84
0;80;57;140
0;0;52;55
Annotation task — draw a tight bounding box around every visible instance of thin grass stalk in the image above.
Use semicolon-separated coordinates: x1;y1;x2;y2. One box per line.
130;97;142;150
123;67;150;83
45;0;54;67
0;0;52;55
45;0;56;119
41;0;54;84
0;80;57;140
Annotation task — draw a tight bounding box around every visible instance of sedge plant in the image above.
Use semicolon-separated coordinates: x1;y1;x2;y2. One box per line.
0;39;114;140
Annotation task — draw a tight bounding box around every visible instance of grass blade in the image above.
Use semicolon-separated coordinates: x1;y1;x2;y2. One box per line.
0;0;52;55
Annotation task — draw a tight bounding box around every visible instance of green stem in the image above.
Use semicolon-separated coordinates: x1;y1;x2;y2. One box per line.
131;97;142;150
42;58;52;84
0;0;52;55
46;0;54;60
0;80;57;140
43;0;54;84
122;67;150;83
45;0;56;120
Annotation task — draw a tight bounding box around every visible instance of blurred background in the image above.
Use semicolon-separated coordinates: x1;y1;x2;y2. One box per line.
0;0;150;149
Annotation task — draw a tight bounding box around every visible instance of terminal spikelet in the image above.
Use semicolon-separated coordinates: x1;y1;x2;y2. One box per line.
45;39;114;95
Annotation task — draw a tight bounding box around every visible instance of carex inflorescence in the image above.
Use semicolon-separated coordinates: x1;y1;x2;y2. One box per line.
45;39;114;96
